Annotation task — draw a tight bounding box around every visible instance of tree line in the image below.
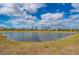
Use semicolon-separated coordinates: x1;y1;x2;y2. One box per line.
0;26;79;31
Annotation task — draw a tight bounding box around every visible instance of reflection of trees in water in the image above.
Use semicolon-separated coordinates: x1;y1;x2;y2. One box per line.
32;32;41;42
3;32;72;42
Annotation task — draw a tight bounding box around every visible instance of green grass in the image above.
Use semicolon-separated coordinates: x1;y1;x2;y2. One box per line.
0;32;79;54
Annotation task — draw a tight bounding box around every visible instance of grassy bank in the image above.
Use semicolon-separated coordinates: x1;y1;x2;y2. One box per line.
0;33;79;54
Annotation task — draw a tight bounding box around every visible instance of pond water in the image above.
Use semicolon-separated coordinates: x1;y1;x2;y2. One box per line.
2;32;75;42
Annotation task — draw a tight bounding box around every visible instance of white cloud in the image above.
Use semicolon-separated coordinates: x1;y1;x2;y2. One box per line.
0;7;16;15
0;3;79;29
62;14;79;29
0;3;25;16
69;14;79;20
71;9;79;13
72;3;79;9
41;13;64;20
0;3;45;28
0;3;45;16
9;15;37;28
38;13;64;27
33;12;65;29
71;3;79;13
23;3;45;13
38;12;79;29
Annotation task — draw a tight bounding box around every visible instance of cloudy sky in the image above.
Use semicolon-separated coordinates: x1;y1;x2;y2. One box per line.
0;3;79;29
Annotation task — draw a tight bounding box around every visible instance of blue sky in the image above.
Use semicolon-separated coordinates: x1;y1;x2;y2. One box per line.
0;3;79;29
31;3;72;19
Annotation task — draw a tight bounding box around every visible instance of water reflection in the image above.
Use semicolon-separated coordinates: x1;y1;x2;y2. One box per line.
2;32;74;42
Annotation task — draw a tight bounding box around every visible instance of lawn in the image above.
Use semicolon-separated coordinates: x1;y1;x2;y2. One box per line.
0;32;79;55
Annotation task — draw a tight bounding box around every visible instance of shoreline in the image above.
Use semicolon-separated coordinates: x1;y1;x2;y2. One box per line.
0;34;79;54
0;30;79;33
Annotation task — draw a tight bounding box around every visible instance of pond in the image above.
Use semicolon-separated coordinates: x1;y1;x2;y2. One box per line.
2;32;75;42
